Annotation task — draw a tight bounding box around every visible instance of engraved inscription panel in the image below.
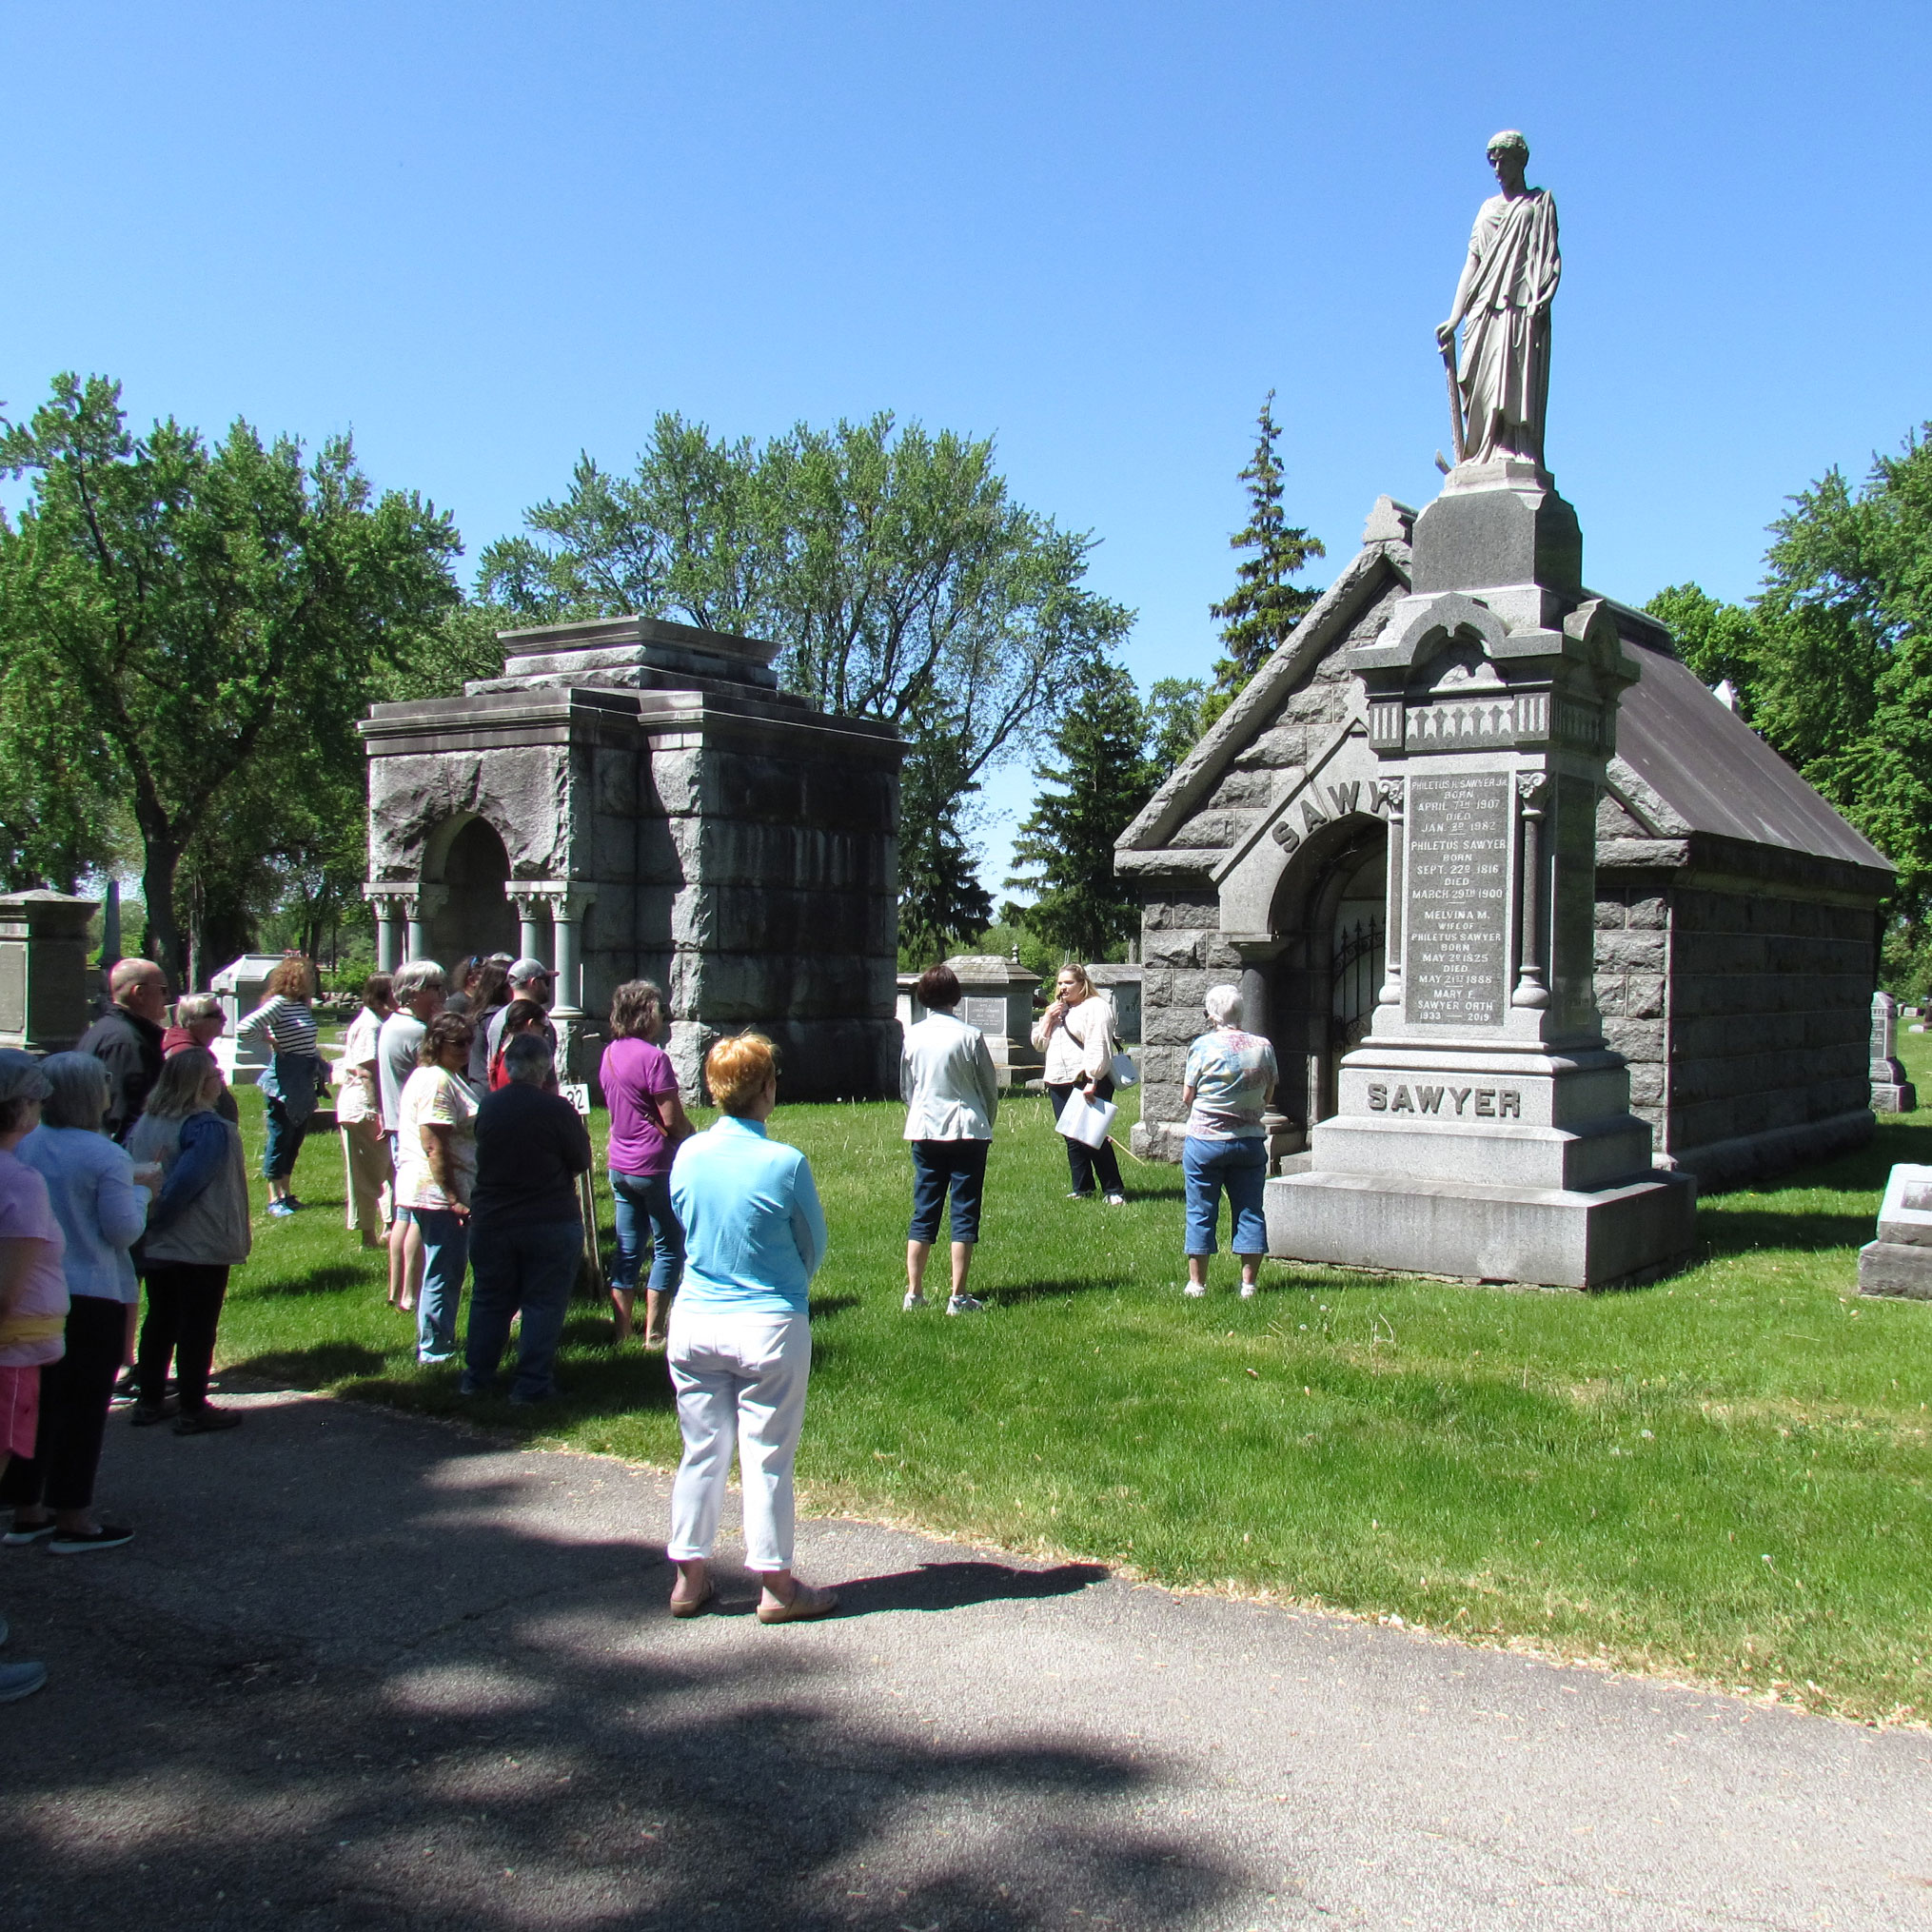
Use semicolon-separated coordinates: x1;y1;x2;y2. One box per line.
1405;774;1510;1028
962;996;1007;1036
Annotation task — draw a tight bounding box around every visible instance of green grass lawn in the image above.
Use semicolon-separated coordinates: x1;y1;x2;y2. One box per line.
212;1043;1932;1725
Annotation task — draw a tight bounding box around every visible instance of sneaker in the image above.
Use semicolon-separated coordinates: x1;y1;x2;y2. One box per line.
49;1525;134;1555
2;1519;56;1548
111;1369;139;1399
1065;1191;1093;1200
1103;1193;1127;1207
283;1195;305;1211
173;1408;243;1436
266;1200;296;1219
1183;1283;1207;1299
129;1399;179;1427
1239;1281;1258;1300
946;1293;984;1315
0;1660;47;1703
417;1350;457;1367
902;1290;928;1311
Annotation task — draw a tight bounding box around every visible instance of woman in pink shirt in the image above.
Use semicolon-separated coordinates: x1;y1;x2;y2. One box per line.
599;980;693;1349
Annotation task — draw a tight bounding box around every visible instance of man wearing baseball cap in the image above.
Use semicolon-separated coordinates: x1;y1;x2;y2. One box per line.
485;958;555;1068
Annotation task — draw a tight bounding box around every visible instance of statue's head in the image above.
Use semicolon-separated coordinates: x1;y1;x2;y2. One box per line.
1486;129;1528;190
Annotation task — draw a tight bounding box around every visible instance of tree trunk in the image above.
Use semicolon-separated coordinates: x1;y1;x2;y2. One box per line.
140;835;188;991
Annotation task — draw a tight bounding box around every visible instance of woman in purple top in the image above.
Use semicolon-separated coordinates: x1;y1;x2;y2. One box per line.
600;980;694;1349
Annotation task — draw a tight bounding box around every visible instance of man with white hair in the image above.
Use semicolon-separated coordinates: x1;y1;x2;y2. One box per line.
75;959;168;1144
1177;983;1278;1300
377;961;445;1313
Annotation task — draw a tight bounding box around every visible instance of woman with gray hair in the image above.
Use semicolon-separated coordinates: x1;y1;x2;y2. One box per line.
2;1055;151;1552
0;1050;62;1700
1178;984;1279;1299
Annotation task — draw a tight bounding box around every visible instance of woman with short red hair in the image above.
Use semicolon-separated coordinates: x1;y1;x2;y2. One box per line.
662;1035;836;1624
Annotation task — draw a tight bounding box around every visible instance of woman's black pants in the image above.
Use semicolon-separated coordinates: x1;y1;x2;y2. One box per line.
1047;1077;1124;1196
0;1294;126;1512
138;1263;231;1413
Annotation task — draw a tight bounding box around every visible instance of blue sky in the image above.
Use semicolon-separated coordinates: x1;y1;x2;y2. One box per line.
6;2;1926;890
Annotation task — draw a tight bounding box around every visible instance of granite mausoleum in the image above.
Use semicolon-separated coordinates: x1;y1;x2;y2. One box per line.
1118;493;1890;1252
361;615;902;1100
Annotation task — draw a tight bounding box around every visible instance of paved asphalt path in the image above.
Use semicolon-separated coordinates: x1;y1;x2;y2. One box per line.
2;1388;1928;1931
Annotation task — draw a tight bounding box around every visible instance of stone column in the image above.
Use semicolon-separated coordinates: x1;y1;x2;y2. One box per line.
365;886;412;973
403;886;446;963
522;883;597;1079
1376;778;1406;1008
509;891;551;968
1511;772;1551;1009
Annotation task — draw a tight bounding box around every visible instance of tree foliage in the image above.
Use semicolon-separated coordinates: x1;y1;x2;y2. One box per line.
1202;390;1324;727
0;373;462;984
1645;425;1932;924
1005;654;1169;962
483;410;1133;958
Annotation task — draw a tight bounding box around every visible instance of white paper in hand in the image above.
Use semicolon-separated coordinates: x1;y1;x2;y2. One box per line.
1056;1090;1118;1151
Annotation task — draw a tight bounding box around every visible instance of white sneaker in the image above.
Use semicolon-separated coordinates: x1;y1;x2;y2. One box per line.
1103;1193;1126;1207
947;1293;985;1314
902;1290;928;1311
1183;1283;1207;1298
1239;1281;1258;1300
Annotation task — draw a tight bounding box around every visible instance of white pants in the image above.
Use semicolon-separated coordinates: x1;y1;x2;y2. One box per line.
666;1304;811;1572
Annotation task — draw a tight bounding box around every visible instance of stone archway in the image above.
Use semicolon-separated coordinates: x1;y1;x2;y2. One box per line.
1261;817;1388;1147
427;816;517;966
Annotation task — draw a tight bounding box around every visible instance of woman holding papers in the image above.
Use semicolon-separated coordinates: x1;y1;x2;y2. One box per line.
1031;962;1126;1206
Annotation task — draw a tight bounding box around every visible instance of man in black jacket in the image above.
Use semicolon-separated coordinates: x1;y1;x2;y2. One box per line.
77;958;169;1143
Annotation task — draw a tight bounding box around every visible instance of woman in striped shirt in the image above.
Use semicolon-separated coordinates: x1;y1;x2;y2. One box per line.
235;956;325;1217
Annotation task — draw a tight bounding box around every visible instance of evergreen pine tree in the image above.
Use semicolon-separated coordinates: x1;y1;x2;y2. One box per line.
1004;653;1155;960
1203;390;1324;725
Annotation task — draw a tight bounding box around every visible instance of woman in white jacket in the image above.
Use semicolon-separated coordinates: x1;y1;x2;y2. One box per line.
899;964;1000;1314
1031;962;1126;1204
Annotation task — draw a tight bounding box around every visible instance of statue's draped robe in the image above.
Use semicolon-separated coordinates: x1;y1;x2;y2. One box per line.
1456;187;1560;466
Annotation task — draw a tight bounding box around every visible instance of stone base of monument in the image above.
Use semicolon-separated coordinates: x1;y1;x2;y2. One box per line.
1856;1240;1932;1299
1266;1167;1695;1291
1871;1081;1918;1114
1856;1163;1932;1298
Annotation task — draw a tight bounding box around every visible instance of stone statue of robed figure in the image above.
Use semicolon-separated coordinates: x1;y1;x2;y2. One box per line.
1436;129;1560;470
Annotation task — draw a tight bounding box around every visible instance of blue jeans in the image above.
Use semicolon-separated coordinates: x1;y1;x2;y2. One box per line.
908;1139;989;1244
411;1207;470;1360
463;1219;583;1402
1183;1136;1269;1255
610;1170;685;1295
262;1094;311;1182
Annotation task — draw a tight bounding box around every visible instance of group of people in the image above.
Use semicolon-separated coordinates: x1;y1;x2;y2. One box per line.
0;942;1281;1678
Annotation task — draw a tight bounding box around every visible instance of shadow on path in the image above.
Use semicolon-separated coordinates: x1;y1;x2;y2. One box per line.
0;1394;1238;1932
834;1559;1111;1618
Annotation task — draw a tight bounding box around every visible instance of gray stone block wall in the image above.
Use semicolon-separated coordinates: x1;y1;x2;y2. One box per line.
1654;886;1874;1178
1133;891;1223;1157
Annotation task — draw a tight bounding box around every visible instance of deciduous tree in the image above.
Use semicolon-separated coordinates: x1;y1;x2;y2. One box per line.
0;374;462;984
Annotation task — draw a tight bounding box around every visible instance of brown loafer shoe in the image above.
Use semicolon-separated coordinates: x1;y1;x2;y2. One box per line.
757;1583;838;1625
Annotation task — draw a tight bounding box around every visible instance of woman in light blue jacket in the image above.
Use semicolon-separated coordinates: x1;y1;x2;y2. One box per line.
664;1035;836;1625
1;1055;150;1551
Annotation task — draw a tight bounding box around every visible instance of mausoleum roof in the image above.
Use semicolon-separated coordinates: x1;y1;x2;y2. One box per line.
1116;503;1892;894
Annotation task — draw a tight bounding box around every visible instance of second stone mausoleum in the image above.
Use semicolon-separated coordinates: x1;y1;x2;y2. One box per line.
361;615;902;1100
